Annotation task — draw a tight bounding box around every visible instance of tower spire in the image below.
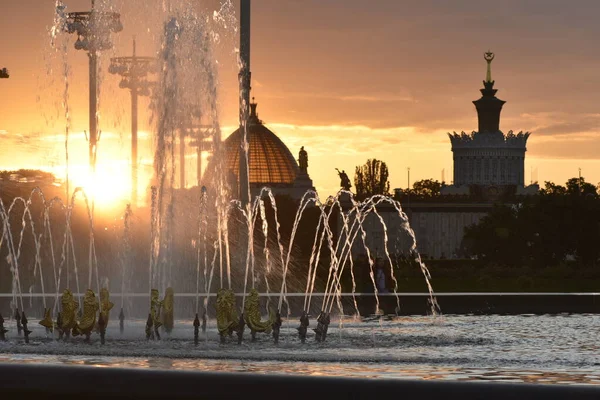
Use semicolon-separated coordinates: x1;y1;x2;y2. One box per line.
484;50;494;83
473;51;505;133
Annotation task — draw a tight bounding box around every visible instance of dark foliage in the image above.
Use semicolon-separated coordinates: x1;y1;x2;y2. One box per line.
354;159;390;200
464;177;600;267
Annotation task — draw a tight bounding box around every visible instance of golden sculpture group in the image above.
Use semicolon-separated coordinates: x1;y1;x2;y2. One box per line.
216;287;276;342
36;285;277;343
145;288;174;340
38;288;115;342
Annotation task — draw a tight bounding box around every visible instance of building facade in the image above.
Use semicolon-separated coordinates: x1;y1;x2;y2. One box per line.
345;53;540;260
443;52;538;196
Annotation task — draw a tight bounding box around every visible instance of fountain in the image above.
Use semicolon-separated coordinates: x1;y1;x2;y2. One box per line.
0;0;448;352
1;0;600;395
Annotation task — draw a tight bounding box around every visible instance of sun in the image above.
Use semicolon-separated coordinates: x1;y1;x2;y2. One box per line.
67;162;132;206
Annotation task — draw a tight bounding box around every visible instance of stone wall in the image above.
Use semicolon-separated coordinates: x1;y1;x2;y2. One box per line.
343;203;492;260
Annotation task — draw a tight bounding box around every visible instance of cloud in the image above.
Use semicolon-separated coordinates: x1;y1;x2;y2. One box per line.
529;135;600;160
262;91;416;104
518;112;600;137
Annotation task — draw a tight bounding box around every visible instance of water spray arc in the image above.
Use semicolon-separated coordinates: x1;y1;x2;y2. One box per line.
0;0;445;350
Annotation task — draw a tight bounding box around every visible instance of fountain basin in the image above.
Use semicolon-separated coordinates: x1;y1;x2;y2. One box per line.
1;363;600;400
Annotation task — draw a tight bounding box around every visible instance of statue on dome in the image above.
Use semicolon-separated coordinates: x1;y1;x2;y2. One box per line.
298;146;308;173
336;168;352;191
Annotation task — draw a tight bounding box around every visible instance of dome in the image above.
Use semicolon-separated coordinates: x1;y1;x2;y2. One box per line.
223;103;299;186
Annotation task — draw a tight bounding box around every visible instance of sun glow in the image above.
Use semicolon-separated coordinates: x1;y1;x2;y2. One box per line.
68;164;129;205
61;162;137;207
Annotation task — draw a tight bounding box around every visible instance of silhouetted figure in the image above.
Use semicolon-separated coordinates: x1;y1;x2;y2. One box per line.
193;313;200;346
0;68;9;79
56;312;64;340
298;146;308;173
336;168;352;191
376;262;389;294
21;311;31;344
297;311;309;343
321;313;331;341
98;313;106;345
15;309;22;336
0;314;7;341
237;314;245;345
145;313;153;340
314;311;326;342
272;312;282;344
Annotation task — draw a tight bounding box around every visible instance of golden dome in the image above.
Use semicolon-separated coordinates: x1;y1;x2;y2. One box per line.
222;103;299;186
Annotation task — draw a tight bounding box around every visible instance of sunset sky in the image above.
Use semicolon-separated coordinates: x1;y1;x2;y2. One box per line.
1;0;600;204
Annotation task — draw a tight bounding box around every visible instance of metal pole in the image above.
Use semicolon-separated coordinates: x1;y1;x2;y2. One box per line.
180;129;186;189
197;132;202;187
89;52;98;173
238;0;251;205
131;87;138;205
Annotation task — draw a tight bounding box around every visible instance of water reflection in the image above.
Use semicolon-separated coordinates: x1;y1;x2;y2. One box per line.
1;314;600;385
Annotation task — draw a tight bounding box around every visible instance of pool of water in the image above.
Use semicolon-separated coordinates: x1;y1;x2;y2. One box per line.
1;314;599;385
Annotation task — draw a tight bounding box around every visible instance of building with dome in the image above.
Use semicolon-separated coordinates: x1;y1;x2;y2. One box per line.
204;0;314;202
220;100;314;200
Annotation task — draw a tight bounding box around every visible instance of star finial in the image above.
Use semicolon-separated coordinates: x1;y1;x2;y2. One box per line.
484;51;495;83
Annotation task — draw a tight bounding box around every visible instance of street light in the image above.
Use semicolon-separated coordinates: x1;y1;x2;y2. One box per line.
188;125;216;188
109;38;156;206
62;0;122;173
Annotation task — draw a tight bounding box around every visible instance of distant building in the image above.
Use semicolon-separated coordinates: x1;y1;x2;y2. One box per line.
346;52;540;260
442;52;538;197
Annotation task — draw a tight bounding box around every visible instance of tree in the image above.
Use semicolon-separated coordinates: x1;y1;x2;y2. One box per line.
464;176;600;267
411;179;442;197
354;159;390;200
566;177;598;196
541;181;567;196
542;178;598;197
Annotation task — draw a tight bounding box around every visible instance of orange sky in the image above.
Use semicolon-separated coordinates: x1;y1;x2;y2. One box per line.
1;0;600;204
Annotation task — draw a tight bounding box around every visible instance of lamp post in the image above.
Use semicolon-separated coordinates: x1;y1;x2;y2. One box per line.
188;125;215;188
63;0;122;174
109;38;155;206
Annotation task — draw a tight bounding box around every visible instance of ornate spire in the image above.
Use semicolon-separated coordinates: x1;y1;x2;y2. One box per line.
484;50;494;83
473;51;505;133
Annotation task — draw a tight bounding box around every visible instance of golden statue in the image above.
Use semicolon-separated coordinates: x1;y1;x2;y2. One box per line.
162;287;174;334
216;288;238;337
150;289;163;329
484;50;495;83
39;308;54;330
60;289;79;335
72;289;99;339
244;288;274;334
96;288;114;331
